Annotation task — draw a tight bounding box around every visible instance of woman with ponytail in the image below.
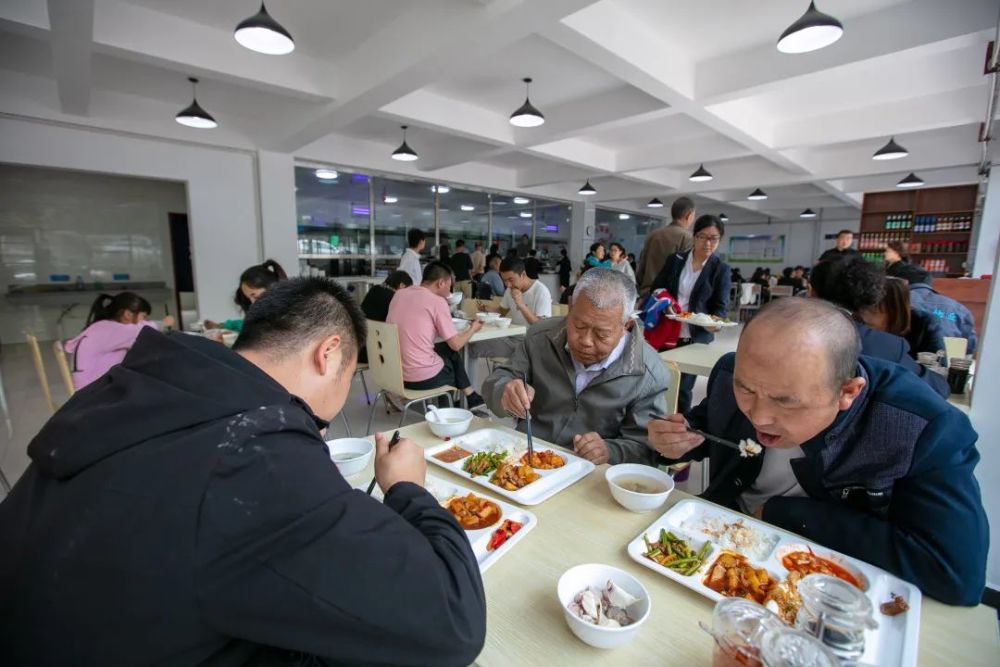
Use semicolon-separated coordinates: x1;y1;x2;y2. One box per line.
205;259;287;333
64;292;174;389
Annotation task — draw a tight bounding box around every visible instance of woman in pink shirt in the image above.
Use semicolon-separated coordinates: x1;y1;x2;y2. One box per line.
65;292;174;390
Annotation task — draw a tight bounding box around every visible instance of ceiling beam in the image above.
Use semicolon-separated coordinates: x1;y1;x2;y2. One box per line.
47;0;93;115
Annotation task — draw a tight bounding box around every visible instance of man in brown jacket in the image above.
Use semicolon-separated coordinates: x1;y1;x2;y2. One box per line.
636;196;696;294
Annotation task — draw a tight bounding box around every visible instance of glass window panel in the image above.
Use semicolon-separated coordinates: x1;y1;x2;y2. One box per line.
372;176;437;275
596;207;664;261
295;166;372;277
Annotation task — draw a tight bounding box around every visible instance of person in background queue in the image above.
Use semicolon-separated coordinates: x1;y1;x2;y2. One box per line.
810;256;949;398
557;248;572;294
650;214;731;413
0;277;487;665
205;259;286;333
608;242;636;283
636;196;696;295
649;298;987;606
524;249;542;279
483;269;669;465
449;238;474;299
818;229;859;262
470;240;486;279
399;228;426;287
65;292;174;390
516;234;532;259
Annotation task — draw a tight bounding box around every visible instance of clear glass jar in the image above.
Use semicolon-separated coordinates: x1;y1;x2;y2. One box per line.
795;574;878;661
759;626;840;667
710;598;782;667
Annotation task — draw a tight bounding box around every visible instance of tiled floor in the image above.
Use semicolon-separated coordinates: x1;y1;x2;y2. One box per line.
0;327;740;500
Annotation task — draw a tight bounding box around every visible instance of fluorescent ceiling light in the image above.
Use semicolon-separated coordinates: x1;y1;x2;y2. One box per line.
509;77;545;127
618;213;631;220
314;168;338;180
383;195;398;204
461;204;475;211
777;1;843;54
234;2;295;55
431;185;450;194
175;77;217;129
519;211;532;218
513;197;530;204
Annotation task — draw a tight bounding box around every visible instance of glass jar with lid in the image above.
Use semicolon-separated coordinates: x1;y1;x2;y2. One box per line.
709;598;782;667
795;574;878;660
759;626;840;667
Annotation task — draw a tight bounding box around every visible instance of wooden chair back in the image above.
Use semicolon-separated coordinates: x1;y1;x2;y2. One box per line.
25;333;57;413
53;340;76;398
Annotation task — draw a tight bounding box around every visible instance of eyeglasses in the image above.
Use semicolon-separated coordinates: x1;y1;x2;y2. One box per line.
694;234;722;243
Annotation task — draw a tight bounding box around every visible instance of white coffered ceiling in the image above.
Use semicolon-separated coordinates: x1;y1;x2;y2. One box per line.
0;0;996;224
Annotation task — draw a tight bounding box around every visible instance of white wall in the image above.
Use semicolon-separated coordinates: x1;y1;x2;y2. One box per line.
717;218;858;272
257;150;300;276
0;116;261;326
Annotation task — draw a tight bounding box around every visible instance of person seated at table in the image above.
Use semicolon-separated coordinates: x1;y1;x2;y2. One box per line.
358;270;413;364
898;264;978;353
478;253;506;299
0;277;487;665
205;259;286;333
584;242;611;269
387;261;486;407
648;297;987;605
483;268;669;465
810;256;949;398
65;292;174;390
524;248;542;279
857;277;945;358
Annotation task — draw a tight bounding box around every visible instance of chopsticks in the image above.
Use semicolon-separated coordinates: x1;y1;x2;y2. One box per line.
365;430;400;495
650;414;742;453
518;371;534;460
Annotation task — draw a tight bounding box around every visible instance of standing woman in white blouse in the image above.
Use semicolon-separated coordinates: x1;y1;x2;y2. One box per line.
608;242;636;283
649;215;732;413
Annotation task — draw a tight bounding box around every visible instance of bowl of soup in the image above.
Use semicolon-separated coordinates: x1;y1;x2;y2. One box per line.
325;437;375;477
605;464;674;513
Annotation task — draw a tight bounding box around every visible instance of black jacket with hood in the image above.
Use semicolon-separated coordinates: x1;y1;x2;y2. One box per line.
0;330;486;666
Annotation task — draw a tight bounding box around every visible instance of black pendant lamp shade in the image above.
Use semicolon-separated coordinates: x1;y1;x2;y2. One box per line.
175;77;217;129
800;208;817;218
234;2;295;55
873;137;909;160
647;197;664;208
509;77;545;127
391;125;418;162
897;173;924;188
689;164;713;182
777;2;844;54
579;180;597;195
747;188;768;200
719;213;729;222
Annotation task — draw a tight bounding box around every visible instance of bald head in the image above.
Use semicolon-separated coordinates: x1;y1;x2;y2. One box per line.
741;297;860;391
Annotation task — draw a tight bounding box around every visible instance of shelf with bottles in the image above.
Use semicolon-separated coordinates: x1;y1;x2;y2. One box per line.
861;252;884;263
907;239;968;255
858;230;909;251
917;258;955;274
911;214;973;233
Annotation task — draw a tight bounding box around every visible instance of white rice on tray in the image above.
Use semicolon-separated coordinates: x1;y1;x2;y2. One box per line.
684;515;779;561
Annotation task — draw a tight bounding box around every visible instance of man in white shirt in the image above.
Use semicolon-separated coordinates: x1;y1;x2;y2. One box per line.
470;241;486;278
399;229;426;287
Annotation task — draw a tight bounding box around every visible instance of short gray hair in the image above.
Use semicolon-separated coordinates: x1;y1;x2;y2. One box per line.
571;268;636;324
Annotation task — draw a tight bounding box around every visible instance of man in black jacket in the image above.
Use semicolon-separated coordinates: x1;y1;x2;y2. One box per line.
0;278;486;666
817;229;859;262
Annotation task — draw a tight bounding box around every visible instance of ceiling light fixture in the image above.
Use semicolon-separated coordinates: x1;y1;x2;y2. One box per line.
175;77;217;129
777;1;843;54
897;173;924;188
618;213;631;220
747;188;768;200
647;198;664;208
800;208;817;218
873;137;909;161
234;2;295;55
461;204;475;211
519;211;533;218
314;168;338;180
509;77;545;127
431;185;450;194
383;195;398;204
719;213;729;222
391;125;418;161
689;164;714;182
513;196;530;204
578;180;596;196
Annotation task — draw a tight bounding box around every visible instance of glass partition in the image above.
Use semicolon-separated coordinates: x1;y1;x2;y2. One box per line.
595;207;664;261
295;167;372;277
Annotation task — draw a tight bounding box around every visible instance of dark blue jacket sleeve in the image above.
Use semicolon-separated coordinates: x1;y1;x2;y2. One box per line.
708;266;732;318
763;408;988;605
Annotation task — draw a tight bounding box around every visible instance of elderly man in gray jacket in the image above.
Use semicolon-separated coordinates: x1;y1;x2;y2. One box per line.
483;269;670;465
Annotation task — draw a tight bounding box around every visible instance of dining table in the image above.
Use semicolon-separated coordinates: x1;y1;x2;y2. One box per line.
351;417;1000;667
658;344;728;378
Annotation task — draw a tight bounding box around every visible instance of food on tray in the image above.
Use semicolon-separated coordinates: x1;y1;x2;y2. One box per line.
433;445;473;464
712;643;762;667
764;571;804;624
689;516;779;561
486;519;522;551
781;549;863;589
880;593;910;616
567;580;640;628
738;439;763;458
615;476;670;494
520;450;565;469
462;450;508;476
703;552;777;604
489;462;540;490
443;493;502;531
642;529;711;576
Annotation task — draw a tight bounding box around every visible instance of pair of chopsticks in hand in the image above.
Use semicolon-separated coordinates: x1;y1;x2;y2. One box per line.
649;414;742;452
365;430;400;495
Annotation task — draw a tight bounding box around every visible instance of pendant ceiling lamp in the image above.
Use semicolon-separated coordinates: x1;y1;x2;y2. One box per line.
689;164;713;182
747;188;768;200
647;198;664;208
873;137;909;160
175;77;217;129
719;213;729;222
509;77;545;127
235;2;295;55
777;2;844;54
578;180;597;196
800;208;817;218
391;125;418;161
897;173;924;188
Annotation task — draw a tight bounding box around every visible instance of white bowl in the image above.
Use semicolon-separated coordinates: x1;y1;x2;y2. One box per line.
221;330;239;347
446;292;463;306
452;317;470;332
605;464;674;513
557;563;651;649
476;312;500;322
325;437;375;477
425;407;474;438
490;317;512;328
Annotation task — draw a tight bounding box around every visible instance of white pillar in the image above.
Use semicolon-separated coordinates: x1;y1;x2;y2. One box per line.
570;200;595;270
256;150;300;276
971;176;998;277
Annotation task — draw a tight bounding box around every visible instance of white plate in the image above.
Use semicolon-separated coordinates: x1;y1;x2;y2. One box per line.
664;313;739;328
626;498;921;667
424;427;595;506
358;474;537;573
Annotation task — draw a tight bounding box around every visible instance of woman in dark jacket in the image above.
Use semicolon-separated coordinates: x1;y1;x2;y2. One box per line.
884;240;912;279
859;276;945;358
651;214;732;413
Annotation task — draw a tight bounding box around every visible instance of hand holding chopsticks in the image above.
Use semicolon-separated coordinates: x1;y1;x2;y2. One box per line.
366;430;401;495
